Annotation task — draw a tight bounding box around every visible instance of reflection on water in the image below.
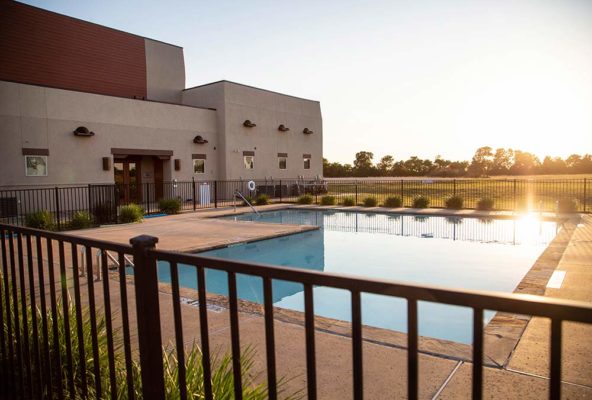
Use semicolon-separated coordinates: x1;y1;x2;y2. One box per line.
157;210;558;344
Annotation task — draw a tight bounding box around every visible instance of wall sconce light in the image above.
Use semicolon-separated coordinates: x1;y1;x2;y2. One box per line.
278;124;290;132
174;159;181;171
303;128;314;135
73;126;95;136
102;157;111;171
193;135;209;144
243;120;256;128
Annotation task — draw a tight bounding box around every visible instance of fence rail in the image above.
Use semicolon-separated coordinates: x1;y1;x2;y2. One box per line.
1;223;591;399
0;178;589;229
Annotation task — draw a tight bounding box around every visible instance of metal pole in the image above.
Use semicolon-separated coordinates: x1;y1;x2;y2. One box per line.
279;180;283;202
54;187;61;230
584;178;587;213
401;179;404;206
129;235;165;399
192;177;196;211
214;180;218;209
355;182;358;205
513;179;517;211
453;179;456;197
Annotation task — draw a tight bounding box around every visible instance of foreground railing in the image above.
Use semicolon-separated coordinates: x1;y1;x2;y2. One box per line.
0;223;591;399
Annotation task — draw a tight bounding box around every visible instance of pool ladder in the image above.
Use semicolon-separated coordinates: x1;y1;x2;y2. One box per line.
234;189;260;216
78;247;134;281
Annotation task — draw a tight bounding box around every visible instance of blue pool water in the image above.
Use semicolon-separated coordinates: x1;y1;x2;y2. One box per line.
157;209;558;343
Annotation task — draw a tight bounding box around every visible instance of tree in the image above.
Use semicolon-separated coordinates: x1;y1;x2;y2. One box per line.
468;146;494;176
491;148;514;175
377;155;394;176
353;151;376;176
510;150;540;175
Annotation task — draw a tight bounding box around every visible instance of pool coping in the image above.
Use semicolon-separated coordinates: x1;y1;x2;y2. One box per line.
145;205;578;365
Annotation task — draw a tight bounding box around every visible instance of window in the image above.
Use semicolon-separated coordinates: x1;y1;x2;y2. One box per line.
25;156;48;176
193;159;205;174
244;155;254;169
278;156;287;169
303;157;311;170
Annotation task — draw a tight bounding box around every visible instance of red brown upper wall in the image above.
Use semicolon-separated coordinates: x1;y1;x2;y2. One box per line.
0;1;147;99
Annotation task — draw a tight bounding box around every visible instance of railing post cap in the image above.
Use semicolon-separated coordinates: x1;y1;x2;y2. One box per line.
130;235;159;248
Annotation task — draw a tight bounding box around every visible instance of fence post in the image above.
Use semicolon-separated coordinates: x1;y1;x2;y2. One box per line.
192;177;196;211
453;179;456;197
54;187;61;230
214;180;218;209
129;235;165;398
279;180;283;202
87;184;92;216
584;178;587;213
400;179;404;206
513;179;517;211
355;182;358;205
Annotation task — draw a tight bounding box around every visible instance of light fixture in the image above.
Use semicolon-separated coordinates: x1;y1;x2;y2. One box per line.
243;120;256;128
278;124;290;132
193;135;209;144
73;126;94;136
303;128;313;135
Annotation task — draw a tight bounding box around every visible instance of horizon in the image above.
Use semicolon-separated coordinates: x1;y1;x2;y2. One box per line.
18;0;592;163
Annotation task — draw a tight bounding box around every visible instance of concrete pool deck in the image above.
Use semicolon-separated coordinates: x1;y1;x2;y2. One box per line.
31;206;592;397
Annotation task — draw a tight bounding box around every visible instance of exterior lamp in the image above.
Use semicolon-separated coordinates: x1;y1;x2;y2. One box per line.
73;126;94;136
303;128;314;135
278;124;290;132
243;120;256;128
193;135;209;144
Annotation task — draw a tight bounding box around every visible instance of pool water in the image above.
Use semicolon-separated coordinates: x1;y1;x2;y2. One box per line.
157;209;558;343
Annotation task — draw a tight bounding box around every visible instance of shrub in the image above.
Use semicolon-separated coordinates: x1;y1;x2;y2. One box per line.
476;197;495;211
445;195;464;210
241;195;254;206
25;210;54;230
320;195;336;206
297;194;314;205
255;194;269;206
557;198;578;213
363;196;378;207
159;198;182;214
119;203;144;223
383;196;402;208
342;196;355;207
68;211;93;230
412;196;430;208
92;202;115;224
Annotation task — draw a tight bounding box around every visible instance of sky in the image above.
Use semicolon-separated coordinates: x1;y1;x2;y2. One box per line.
21;0;592;164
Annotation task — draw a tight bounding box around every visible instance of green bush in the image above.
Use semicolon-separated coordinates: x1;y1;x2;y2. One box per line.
297;194;314;205
557;198;578;213
342;196;356;206
25;210;54;230
241;195;254;206
255;194;270;205
383;196;402;208
412;196;430;208
363;196;378;207
68;211;93;230
159;198;182;214
0;272;296;399
320;195;336;206
92;202;115;224
119;203;144;223
445;195;464;210
476;197;495;211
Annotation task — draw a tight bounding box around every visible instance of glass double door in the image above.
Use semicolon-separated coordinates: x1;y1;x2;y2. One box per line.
114;159;141;204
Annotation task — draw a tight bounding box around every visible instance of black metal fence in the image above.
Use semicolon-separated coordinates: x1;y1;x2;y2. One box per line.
1;223;591;399
0;178;588;229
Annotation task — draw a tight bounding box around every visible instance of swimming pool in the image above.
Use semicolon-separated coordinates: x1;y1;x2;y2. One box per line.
157;209;558;343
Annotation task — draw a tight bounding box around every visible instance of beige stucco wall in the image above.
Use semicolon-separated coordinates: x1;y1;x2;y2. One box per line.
183;81;323;180
0;81;217;187
145;39;185;104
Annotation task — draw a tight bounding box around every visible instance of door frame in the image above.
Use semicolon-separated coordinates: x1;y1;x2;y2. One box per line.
114;157;142;203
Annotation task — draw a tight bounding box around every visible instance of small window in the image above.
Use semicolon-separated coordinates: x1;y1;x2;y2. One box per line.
244;155;254;169
193;159;205;174
303;157;311;170
278;157;287;170
25;156;48;176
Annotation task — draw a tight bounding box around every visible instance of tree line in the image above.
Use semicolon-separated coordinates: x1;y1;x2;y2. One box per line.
323;147;592;177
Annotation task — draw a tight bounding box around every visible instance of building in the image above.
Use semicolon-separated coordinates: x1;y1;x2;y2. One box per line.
0;1;323;202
